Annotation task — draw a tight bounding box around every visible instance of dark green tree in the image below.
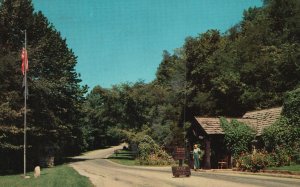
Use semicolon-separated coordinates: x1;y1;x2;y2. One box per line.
0;0;87;170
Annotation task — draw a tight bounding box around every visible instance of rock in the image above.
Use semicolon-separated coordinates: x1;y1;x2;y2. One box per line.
34;166;41;178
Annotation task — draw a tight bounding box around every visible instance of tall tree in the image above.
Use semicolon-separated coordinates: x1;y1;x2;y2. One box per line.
0;0;87;170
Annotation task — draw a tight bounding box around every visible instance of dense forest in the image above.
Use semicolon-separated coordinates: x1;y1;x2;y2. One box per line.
0;0;299;171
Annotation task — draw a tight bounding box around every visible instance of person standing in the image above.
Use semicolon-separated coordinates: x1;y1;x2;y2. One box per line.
193;144;203;171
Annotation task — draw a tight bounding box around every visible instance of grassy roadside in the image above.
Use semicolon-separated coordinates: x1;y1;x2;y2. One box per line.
0;165;93;187
108;149;177;167
108;149;137;166
266;164;300;174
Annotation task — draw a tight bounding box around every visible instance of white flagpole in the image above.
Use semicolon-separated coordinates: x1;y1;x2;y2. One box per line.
23;29;28;178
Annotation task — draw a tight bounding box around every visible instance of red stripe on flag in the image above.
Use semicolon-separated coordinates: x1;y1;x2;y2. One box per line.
21;48;28;75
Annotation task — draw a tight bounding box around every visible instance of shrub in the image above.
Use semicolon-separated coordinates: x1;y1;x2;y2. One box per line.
291;142;300;164
282;87;300;127
138;135;159;160
263;118;300;150
123;126;175;166
236;148;296;172
220;117;256;158
236;151;272;172
137;135;175;165
272;147;292;166
261;88;300;166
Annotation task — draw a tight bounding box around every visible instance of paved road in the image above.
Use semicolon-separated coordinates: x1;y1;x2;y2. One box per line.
70;145;300;187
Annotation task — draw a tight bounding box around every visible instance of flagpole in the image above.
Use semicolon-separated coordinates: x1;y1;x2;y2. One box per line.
23;29;28;178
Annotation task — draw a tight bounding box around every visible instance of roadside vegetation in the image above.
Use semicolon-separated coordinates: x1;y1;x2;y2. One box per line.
267;164;300;174
233;88;300;172
0;165;93;187
108;149;137;166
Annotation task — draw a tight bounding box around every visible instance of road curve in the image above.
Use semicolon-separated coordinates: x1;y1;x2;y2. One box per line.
70;144;300;187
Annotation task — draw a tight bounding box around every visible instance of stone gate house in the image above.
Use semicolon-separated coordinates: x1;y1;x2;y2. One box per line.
189;107;282;169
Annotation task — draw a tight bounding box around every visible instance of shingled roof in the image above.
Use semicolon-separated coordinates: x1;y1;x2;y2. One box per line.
194;117;224;134
243;107;282;135
195;107;282;136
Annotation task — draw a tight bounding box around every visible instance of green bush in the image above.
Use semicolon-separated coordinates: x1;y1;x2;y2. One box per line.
236;148;298;172
138;135;159;160
262;88;300;166
137;135;174;165
262;118;300;150
220;117;256;158
282;87;300;126
123;126;175;166
291;143;300;164
274;148;291;166
236;151;272;172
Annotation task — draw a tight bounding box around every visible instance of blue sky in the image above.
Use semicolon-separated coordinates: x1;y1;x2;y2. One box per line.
32;0;262;89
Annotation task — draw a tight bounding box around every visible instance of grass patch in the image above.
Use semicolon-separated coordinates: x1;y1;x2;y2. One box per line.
108;149;174;167
266;164;300;174
0;165;93;187
108;149;137;166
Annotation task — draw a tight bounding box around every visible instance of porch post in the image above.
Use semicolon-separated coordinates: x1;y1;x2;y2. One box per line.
204;137;211;169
